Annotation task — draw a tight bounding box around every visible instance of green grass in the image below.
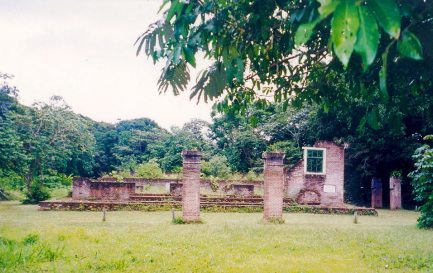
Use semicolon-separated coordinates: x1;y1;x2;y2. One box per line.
48;187;71;200
0;201;432;273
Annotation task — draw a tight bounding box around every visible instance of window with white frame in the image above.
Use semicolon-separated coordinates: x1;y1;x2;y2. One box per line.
303;147;326;174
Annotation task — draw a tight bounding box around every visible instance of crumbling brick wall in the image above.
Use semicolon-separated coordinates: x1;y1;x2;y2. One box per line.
72;177;91;200
72;178;135;201
285;141;345;206
89;182;135;201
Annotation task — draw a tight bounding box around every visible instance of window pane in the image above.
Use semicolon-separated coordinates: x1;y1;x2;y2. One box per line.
306;149;324;173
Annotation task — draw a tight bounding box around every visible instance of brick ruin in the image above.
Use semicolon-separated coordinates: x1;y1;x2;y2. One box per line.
181;150;201;222
371;178;383;208
263;152;285;221
285;141;345;206
389;177;402;210
39;141;379;215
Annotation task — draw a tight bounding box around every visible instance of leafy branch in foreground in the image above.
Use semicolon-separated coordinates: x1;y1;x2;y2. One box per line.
136;0;431;128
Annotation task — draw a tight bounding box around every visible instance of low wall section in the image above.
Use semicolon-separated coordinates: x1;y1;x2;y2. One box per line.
72;179;135;201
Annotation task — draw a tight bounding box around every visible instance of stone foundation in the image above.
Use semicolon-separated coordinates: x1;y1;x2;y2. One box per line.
38;199;377;215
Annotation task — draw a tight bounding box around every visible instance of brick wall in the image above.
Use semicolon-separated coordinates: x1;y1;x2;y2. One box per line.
98;177;263;195
182;150;201;222
72;177;91;200
232;184;254;197
263;152;285;220
72;178;135;201
285;141;345;206
89;182;135;201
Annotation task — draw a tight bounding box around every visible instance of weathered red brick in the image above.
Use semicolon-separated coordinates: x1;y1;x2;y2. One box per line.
390;177;402;210
182;150;201;222
263;152;285;221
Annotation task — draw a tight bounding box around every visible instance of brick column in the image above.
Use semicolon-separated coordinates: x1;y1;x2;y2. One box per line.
182;150;201;222
390;177;402;210
371;178;383;208
263;152;285;222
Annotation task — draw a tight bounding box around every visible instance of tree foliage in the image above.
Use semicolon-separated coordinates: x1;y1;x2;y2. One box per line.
135;160;164;179
409;136;433;229
136;0;432;128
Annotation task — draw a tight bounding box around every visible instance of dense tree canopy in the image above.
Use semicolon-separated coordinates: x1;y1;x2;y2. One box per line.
136;0;432;129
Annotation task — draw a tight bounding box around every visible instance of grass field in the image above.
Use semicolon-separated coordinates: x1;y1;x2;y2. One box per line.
0;201;432;273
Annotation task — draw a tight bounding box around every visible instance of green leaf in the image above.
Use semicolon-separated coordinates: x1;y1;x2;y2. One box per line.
379;49;389;102
367;0;400;39
397;31;423;60
183;46;196;67
295;19;320;46
318;0;340;18
234;58;244;82
158;0;170;14
354;5;379;70
367;109;379;129
295;0;342;46
166;0;180;22
331;1;360;67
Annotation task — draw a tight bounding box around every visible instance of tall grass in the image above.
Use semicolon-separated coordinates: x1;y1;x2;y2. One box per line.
0;201;432;272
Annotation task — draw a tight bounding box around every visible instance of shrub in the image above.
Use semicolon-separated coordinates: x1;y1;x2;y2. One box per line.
22;181;50;204
172;217;203;224
246;170;263;181
264;217;285;224
267;140;302;165
409;137;433;229
135;160;163;179
171;216;185;224
0;171;24;190
42;172;72;188
390;170;403;178
201;155;231;179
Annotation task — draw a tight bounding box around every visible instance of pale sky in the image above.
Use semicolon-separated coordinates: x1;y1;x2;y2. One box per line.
0;0;213;129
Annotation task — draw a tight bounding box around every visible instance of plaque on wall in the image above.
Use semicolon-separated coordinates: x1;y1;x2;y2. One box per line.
323;184;336;193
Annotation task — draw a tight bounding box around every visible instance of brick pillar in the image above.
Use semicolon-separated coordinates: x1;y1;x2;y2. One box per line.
371;178;383;208
182;150;201;222
390;177;402;210
263;152;285;221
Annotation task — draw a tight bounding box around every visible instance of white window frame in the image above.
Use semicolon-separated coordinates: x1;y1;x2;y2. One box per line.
302;147;326;175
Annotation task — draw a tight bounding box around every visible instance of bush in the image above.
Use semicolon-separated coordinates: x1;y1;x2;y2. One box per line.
390;170;403;178
409;137;433;229
42;172;72;188
22;181;50;204
0;171;24;191
246;170;263;181
267;140;302;165
201;156;231;179
135;160;163;179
